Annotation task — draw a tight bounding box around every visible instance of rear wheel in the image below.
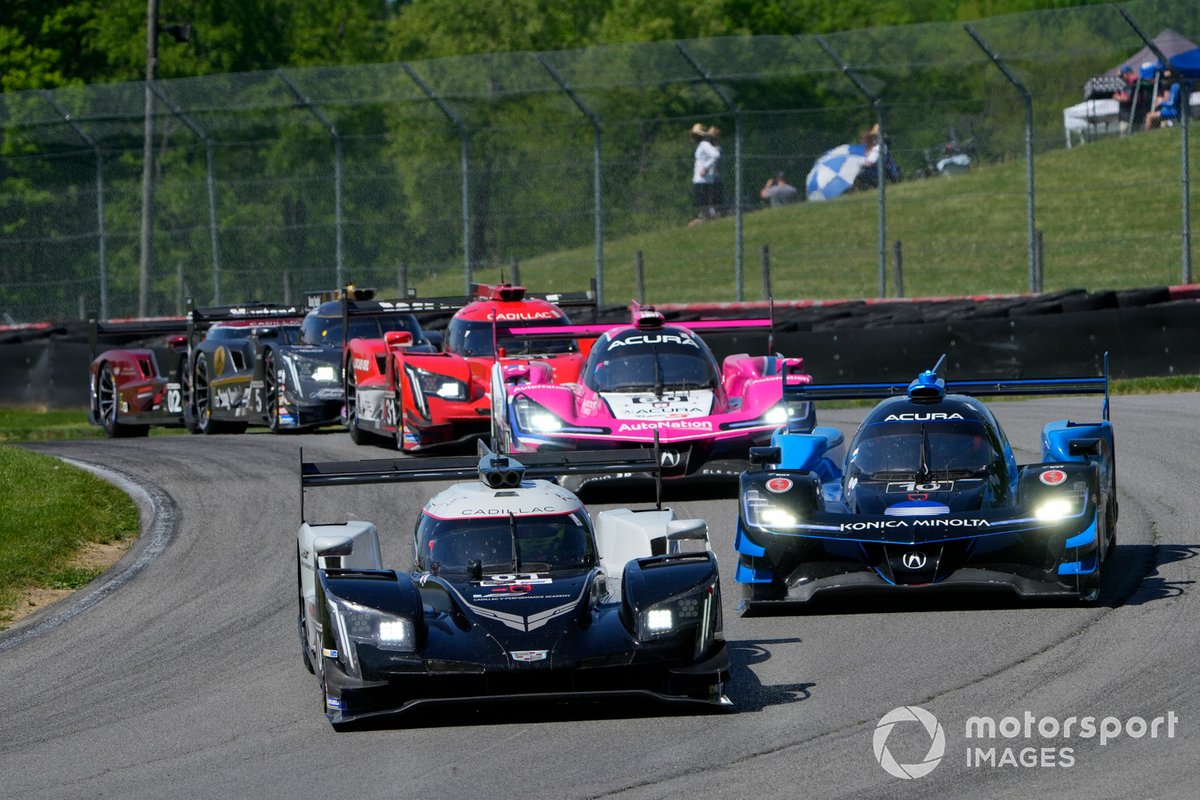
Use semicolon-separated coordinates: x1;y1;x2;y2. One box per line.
192;353;247;434
96;363;148;438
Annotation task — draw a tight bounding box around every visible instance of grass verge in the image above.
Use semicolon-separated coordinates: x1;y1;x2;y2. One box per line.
0;407;185;442
0;444;139;629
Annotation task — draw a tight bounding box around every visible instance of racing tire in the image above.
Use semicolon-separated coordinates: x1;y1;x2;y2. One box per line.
96;363;149;438
263;349;283;433
193;353;247;435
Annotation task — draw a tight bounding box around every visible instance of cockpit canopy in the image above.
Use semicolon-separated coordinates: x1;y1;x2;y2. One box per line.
447;314;576;357
300;312;425;348
846;399;1004;483
415;512;596;575
584;328;719;394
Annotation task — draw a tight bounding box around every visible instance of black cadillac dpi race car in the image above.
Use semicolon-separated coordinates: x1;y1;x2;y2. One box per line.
297;443;730;728
734;356;1117;609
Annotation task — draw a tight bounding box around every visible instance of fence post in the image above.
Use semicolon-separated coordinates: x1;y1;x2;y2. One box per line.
816;37;887;298
148;83;222;304
1116;8;1191;284
40;91;109;319
760;245;772;300
398;261;409;298
635;251;645;305
893;240;904;298
676;42;744;301
1035;229;1045;293
278;70;344;291
401;63;472;293
511;257;521;286
537;55;605;305
283;270;291;305
965;25;1037;294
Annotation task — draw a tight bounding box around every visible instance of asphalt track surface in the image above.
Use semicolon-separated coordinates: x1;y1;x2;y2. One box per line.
2;393;1197;799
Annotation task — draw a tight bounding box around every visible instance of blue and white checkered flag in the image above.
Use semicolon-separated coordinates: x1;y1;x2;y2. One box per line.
805;144;866;202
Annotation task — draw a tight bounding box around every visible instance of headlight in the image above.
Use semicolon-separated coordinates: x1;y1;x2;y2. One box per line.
513;395;567;433
1035;498;1074;522
290;355;341;385
411;367;467;401
328;597;416;678
637;579;720;657
765;405;789;425
743;488;798;528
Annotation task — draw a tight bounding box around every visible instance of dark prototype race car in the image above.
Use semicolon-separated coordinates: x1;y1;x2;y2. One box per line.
734;356;1117;609
297;443;730;728
87;304;310;436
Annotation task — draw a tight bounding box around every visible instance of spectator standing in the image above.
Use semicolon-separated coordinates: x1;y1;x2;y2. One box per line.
760;172;800;207
689;122;720;226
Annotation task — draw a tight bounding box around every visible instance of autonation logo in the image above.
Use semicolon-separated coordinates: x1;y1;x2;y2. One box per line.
873;707;1181;778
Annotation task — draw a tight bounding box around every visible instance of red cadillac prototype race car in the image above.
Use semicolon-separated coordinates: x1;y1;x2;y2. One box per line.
343;282;596;451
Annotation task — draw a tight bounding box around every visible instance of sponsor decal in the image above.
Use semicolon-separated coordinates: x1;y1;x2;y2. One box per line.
1040;469;1067;486
766;477;793;493
874;706;946;779
165;383;183;413
480;574;553;586
213;346;226;375
460;506;558;516
608;333;698;348
884;412;964;421
617;420;712;432
489;310;561;321
352;357;373;373
887;481;954;493
660;449;683;468
839;518;990;531
510;650;549;662
901;551;929;570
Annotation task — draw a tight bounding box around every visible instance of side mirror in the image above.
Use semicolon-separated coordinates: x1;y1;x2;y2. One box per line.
385;330;414;348
665;518;708;540
314;535;354;559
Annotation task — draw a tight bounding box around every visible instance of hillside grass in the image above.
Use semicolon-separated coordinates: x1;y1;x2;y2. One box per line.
0;407;185;442
418;127;1197;304
0;445;139;628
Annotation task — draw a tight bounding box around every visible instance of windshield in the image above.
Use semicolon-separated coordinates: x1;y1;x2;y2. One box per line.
415;512;596;574
300;313;423;347
847;420;995;481
206;325;300;344
447;317;576;357
585;332;719;393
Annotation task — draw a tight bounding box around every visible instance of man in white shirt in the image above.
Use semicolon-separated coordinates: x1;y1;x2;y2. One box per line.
689;122;720;225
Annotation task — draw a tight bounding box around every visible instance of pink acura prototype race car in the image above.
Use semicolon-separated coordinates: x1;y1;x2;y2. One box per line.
490;305;815;480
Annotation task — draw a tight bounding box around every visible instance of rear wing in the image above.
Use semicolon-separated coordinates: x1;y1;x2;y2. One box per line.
784;353;1111;421
498;299;772;341
187;301;307;346
300;438;664;521
87;312;188;359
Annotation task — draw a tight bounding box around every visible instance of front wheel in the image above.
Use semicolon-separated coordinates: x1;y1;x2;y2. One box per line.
263;349;283;432
96;363;148;438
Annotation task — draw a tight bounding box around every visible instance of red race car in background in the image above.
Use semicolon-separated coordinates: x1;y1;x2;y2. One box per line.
343;282;597;451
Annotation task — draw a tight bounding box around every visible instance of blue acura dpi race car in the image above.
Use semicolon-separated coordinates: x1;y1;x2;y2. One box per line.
734;356;1117;610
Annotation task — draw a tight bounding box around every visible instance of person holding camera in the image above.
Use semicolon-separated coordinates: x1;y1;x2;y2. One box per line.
760;172;799;207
